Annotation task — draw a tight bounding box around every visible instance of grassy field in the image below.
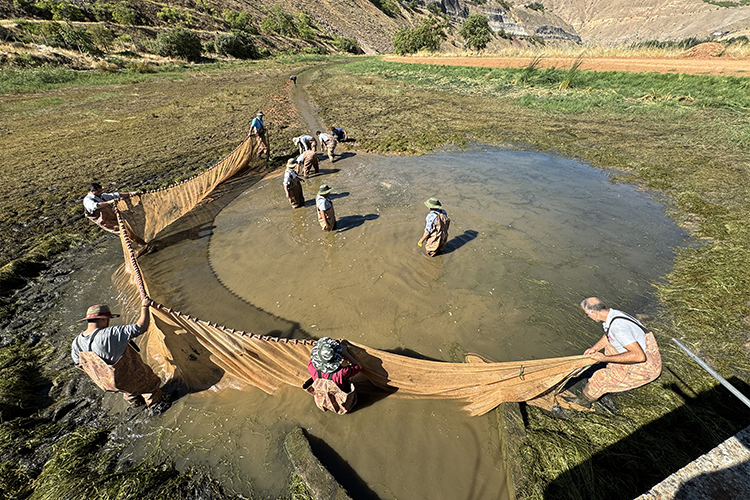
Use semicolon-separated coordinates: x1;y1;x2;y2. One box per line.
307;58;750;499
1;55;750;499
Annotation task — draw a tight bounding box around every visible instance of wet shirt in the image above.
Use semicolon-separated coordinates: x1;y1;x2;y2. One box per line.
425;209;448;233
316;194;332;211
83;192;119;214
307;359;361;388
283;168;298;186
71;324;142;365
603;309;648;354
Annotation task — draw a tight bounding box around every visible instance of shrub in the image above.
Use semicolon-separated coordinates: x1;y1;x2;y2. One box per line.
426;3;442;15
96;60;120;72
155;27;202;60
35;0;85;21
459;14;493;51
332;34;360;54
496;29;512;40
496;0;512;8
526;2;544;11
214;31;257;59
261;4;297;37
223;9;253;31
203;41;215;53
371;0;400;16
393;16;446;55
125;60;158;73
87;24;115;52
294;12;316;40
157;6;193;27
90;0;112;21
110;1;137;25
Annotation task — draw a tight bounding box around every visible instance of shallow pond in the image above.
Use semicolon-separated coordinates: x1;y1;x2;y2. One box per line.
127;147;685;500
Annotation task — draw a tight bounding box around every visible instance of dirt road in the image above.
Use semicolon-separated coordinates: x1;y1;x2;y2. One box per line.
384;55;750;77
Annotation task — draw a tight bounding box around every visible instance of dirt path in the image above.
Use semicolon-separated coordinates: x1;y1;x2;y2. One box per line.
383;55;750;77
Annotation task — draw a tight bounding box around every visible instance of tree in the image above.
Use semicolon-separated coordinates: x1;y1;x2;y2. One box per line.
155;27;202;60
261;4;297;37
459;14;493;51
215;31;258;59
393;16;447;55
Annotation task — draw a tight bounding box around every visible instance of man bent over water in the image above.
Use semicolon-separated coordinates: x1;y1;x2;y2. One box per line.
564;297;662;408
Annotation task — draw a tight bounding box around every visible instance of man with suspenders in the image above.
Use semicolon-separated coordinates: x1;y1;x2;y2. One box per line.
71;298;164;409
565;297;662;408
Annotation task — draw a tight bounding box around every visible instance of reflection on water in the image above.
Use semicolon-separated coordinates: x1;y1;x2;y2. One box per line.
130;147;684;500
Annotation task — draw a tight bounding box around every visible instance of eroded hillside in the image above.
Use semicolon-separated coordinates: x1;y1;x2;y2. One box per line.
544;0;750;44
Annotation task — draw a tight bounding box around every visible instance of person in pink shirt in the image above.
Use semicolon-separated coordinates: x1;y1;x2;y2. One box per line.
304;337;361;413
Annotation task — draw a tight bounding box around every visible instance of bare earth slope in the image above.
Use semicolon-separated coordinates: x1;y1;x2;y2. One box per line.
544;0;750;44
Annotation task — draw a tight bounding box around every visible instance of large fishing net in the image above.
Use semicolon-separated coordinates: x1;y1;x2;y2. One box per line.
108;133;593;416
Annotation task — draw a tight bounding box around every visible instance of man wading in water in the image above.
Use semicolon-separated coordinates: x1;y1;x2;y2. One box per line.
563;297;662;408
316;184;336;231
417;197;450;256
282;158;305;208
71;299;167;411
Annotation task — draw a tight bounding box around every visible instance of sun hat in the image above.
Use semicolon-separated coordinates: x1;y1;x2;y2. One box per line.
424;197;442;209
78;304;120;322
310;337;343;373
318;184;332;195
286;158;297;169
256;110;264;116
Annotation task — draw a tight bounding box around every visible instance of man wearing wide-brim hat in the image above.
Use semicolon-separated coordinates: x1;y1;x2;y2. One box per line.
248;110;269;160
417;197;450;256
316;184;336;231
283;158;305;208
71;297;164;410
303;337;361;414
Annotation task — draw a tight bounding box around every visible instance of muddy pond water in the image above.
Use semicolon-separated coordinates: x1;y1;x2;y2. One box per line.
123;147;685;500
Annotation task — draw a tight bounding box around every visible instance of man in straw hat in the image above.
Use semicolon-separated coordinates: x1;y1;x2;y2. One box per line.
562;297;662;409
249;110;269;160
283;158;305;208
417;197;450;256
316;184;336;231
303;337;361;414
71;297;164;409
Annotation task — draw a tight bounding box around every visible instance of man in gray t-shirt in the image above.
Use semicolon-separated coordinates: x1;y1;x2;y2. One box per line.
71;298;163;408
563;297;662;409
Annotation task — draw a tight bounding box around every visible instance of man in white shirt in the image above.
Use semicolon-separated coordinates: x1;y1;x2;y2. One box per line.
564;297;662;408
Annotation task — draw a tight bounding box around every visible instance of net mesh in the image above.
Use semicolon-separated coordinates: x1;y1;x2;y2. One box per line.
109;134;593;416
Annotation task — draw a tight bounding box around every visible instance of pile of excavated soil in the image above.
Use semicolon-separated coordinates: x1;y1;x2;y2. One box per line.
679;42;725;59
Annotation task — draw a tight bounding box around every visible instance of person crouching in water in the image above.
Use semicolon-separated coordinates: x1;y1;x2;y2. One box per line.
417;197;450;256
283;158;305;208
316;130;337;162
304;337;361;414
71;298;164;410
316;184;336;231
